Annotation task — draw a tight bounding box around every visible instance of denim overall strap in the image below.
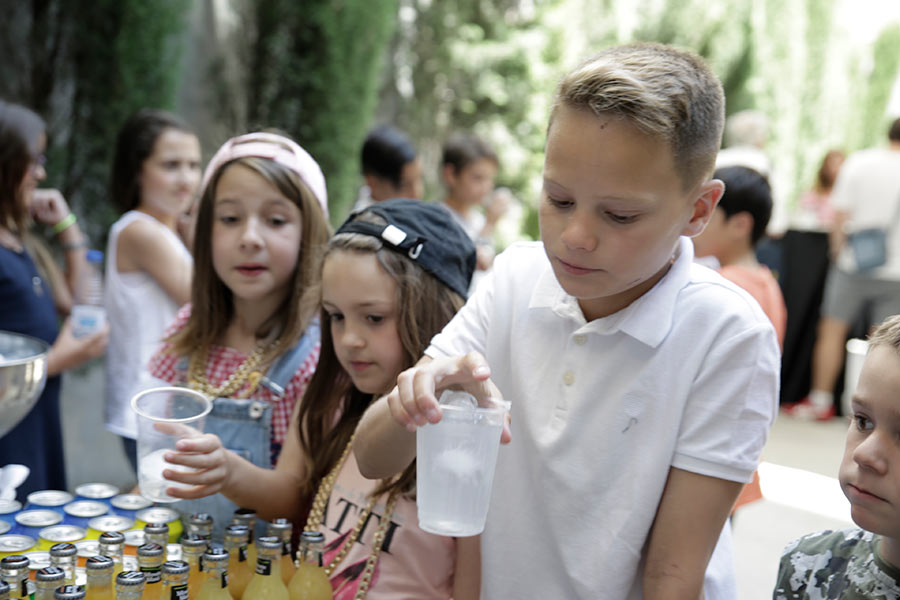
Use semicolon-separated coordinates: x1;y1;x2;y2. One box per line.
171;322;320;542
260;318;320;398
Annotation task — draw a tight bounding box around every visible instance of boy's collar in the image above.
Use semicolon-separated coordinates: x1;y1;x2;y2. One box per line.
531;237;693;347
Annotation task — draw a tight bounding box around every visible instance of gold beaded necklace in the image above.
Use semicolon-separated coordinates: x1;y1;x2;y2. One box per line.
304;432;399;600
187;337;279;399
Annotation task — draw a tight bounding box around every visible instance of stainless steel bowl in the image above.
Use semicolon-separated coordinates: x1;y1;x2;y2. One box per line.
0;330;49;439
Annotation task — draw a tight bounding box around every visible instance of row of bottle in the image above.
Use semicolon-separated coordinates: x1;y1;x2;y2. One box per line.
0;527;332;599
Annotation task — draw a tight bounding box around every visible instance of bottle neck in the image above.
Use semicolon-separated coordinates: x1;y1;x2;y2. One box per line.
114;588;142;600
300;545;325;567
87;570;112;586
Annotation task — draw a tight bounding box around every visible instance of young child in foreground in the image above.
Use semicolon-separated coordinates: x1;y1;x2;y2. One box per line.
774;314;900;598
159;199;481;598
353;43;781;599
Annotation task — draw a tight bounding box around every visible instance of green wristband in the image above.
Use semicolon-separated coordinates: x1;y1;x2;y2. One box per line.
53;213;77;234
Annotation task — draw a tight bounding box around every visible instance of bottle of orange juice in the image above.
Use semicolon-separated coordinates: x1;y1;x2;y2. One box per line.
160;560;189;600
97;532;125;582
195;546;232;600
287;532;332;600
224;525;252;600
84;555;115;600
113;571;145;599
230;510;257;567
180;533;208;597
266;519;295;585
136;543;164;600
243;537;288;600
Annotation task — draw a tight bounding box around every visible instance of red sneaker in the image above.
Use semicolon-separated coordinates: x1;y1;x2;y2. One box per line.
781;398;836;421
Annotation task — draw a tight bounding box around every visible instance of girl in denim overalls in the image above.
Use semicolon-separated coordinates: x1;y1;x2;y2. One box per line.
147;132;331;540
159;200;483;599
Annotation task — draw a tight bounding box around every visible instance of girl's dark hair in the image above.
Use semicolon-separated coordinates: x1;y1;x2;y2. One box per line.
167;140;331;367
110;109;195;214
297;217;466;500
0;100;45;232
714;165;772;246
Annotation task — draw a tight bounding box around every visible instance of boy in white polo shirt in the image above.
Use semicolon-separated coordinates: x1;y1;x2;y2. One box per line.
354;42;780;599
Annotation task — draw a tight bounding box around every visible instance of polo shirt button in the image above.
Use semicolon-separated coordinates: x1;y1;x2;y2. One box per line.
562;370;575;386
573;334;587;346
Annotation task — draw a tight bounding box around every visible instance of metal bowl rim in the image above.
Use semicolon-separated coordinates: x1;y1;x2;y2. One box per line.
0;331;50;366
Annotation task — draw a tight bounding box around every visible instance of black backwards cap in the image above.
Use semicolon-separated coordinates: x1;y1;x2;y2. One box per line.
335;198;476;298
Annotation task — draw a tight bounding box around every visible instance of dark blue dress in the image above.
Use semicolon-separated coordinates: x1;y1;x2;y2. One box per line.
0;245;65;500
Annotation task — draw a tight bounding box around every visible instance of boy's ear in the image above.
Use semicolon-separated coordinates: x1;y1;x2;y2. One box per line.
681;179;725;237
441;164;458;187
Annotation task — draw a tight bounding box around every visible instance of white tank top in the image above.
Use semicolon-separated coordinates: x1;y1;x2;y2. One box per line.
104;211;192;438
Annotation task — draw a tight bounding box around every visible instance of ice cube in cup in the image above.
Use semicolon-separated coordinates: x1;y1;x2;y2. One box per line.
439;390;478;409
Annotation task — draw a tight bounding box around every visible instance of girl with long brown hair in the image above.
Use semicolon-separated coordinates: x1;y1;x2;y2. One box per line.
147;132;330;539
161;199;481;599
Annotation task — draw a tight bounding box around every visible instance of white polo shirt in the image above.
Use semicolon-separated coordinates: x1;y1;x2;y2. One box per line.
426;237;780;599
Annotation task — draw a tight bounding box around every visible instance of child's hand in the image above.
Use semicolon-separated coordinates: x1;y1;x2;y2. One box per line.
387;352;511;443
160;433;232;500
29;189;71;227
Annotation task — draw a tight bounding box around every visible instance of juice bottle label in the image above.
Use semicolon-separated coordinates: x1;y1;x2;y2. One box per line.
239;546;248;562
141;565;161;584
255;558;271;576
221;572;229;588
169;583;188;600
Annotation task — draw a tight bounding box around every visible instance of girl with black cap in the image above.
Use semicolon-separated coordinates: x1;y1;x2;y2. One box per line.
160;199;480;599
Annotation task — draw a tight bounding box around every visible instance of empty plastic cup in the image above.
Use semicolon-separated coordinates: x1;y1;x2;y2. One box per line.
416;392;509;537
131;387;212;503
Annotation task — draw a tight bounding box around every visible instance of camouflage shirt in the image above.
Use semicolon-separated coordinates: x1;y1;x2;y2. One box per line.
774;528;900;599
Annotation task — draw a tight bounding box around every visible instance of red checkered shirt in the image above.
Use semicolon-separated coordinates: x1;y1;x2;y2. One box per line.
148;304;319;460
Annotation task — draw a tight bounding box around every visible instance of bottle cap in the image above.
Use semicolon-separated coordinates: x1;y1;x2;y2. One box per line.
137;543;163;557
162;560;189;575
86;555;114;570
300;531;325;545
256;536;281;551
98;531;125;545
0;555;28;569
180;533;207;549
86;249;104;264
36;566;65;582
115;571;146;587
202;545;229;563
50;542;77;557
143;522;168;536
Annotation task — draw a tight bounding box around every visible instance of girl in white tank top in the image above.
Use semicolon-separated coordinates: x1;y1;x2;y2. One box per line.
103;110;201;469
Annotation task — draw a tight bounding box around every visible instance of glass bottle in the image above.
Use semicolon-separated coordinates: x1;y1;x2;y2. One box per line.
34;566;66;600
180;533;208;597
53;585;86;600
223;524;251;600
231;509;257;567
0;579;9;600
50;543;78;585
243;536;288;600
0;555;32;599
136;543;164;600
85;555;115;600
287;532;332;600
98;532;125;581
113;571;144;600
266;518;295;585
186;513;214;540
144;522;169;559
161;560;189;600
195;546;232;600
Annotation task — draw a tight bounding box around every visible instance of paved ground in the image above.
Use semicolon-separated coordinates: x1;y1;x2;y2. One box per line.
55;362;852;599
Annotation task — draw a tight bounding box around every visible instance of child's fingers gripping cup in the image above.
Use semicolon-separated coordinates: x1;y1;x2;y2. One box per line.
416;390;510;537
130;386;212;503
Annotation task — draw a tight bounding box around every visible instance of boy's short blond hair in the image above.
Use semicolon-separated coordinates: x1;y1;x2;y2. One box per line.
868;315;900;351
551;42;725;191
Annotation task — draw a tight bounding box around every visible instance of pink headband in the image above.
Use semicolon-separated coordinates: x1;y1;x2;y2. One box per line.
201;132;329;218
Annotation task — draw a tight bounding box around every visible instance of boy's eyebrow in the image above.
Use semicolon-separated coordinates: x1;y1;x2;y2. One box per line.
851;396;900;421
543;177;655;205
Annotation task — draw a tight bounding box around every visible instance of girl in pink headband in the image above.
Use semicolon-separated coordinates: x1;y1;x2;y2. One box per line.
146;132;331;539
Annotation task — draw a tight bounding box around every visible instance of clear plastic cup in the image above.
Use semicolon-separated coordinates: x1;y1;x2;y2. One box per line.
130;387;212;503
416;392;509;537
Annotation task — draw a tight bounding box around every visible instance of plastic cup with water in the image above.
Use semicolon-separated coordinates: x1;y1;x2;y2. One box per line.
131;387;212;503
416;390;509;537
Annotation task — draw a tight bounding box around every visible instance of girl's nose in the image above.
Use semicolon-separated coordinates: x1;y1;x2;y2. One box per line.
239;217;264;248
